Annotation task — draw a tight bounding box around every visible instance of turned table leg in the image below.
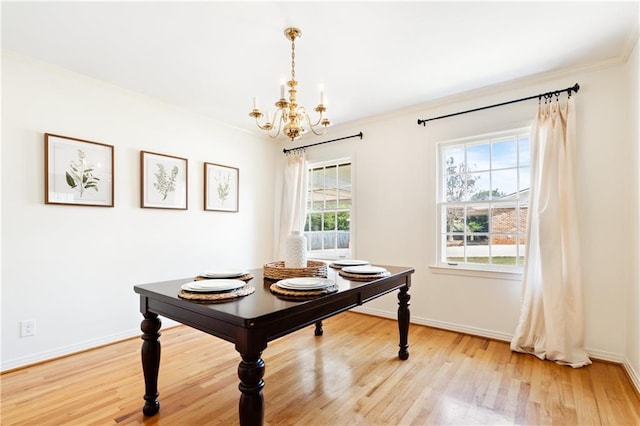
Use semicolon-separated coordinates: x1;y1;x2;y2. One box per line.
397;285;411;360
141;312;161;416
238;352;265;426
314;320;324;336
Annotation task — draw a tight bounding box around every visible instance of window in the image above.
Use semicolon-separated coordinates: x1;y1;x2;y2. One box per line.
438;128;530;270
304;160;352;259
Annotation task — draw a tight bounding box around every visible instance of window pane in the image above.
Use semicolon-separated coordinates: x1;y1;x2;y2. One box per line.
337;211;350;231
445;235;464;263
467;143;490;171
469;171;490;200
323;232;336;250
492;138;518;169
491;237;518;265
517;236;526;266
337;230;350;248
311;168;324;188
323;212;336;231
492;169;518;198
519;136;531;166
309;213;322;231
443;147;465;175
308;233;322;250
325;165;337;187
519;167;530;194
491;206;517;235
338;163;351;188
518;206;528;234
466;237;489;263
467;206;489;233
446;207;465;232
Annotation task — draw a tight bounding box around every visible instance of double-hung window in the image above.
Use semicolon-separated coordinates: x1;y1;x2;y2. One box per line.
304;160;352;259
437;128;530;270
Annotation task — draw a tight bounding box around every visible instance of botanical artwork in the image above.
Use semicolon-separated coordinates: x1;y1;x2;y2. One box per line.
153;163;179;200
205;162;238;212
45;133;114;207
65;149;100;197
215;170;231;206
141;151;187;209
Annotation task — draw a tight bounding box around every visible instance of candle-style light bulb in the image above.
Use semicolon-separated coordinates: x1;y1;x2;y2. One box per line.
280;81;286;99
253;96;259;110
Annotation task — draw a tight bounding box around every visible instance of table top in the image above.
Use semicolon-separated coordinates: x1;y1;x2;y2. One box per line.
134;264;414;328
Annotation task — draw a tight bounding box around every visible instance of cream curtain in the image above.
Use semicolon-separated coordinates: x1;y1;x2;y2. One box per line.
277;151;308;261
510;96;591;368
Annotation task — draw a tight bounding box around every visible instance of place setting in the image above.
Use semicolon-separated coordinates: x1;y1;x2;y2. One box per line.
194;268;254;282
338;264;391;281
269;277;339;301
178;268;255;302
328;259;369;269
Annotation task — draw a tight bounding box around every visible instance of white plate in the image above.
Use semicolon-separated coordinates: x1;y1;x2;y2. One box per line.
276;278;334;291
342;265;388;275
200;269;246;278
182;279;245;293
332;259;369;266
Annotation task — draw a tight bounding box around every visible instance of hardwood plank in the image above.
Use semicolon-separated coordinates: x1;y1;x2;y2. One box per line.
2;312;639;425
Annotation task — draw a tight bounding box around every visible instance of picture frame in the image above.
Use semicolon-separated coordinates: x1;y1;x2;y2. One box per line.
204;162;239;212
44;133;114;207
140;151;188;210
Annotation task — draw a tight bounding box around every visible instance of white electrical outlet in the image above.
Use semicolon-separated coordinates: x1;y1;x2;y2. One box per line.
20;319;36;337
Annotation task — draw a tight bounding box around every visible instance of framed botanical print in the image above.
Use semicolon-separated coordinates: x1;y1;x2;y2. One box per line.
204;162;239;212
44;133;114;207
141;151;188;210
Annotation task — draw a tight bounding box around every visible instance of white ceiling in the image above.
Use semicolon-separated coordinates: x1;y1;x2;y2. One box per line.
2;1;638;138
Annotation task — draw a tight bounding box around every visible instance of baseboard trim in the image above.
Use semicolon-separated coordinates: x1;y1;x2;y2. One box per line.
351;306;640;396
352;306;513;342
1;328;147;373
623;358;640;398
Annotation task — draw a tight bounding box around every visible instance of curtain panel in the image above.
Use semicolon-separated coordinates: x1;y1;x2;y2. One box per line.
511;97;591;368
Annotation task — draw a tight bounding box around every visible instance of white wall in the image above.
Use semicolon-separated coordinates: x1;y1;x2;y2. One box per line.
1;52;278;370
293;57;638;373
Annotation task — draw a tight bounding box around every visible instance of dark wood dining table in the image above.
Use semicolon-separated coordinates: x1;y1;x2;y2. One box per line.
134;264;414;426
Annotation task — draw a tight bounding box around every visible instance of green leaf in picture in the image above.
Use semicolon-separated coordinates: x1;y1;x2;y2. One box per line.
65;172;77;188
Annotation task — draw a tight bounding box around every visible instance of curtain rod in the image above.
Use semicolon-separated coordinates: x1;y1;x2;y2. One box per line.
282;132;364;154
417;83;580;126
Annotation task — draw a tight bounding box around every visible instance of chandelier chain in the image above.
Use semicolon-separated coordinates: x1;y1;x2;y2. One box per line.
290;37;296;81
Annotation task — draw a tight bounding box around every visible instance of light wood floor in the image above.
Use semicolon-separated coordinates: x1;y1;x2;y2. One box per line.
2;312;639;425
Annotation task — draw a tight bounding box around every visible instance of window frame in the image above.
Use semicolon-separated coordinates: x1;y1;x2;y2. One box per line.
304;158;354;261
435;127;531;274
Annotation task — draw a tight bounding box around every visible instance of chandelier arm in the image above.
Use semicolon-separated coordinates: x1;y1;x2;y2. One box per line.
253;115;274;132
298;111;328;136
299;108;327;129
267;109;285;139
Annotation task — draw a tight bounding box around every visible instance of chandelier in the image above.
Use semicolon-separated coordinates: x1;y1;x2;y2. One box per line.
249;27;331;141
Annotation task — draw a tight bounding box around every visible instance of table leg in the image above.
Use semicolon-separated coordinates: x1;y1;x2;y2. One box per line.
238;352;265;426
141;312;161;416
314;320;324;336
397;285;411;360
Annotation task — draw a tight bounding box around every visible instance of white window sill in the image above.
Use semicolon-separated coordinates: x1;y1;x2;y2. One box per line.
429;264;523;281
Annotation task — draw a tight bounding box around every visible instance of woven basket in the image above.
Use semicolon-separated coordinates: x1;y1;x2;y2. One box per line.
263;260;327;280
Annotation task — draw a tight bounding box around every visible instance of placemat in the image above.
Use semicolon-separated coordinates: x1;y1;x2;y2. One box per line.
338;271;391;281
178;285;255;302
269;283;339;300
194;273;253;282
